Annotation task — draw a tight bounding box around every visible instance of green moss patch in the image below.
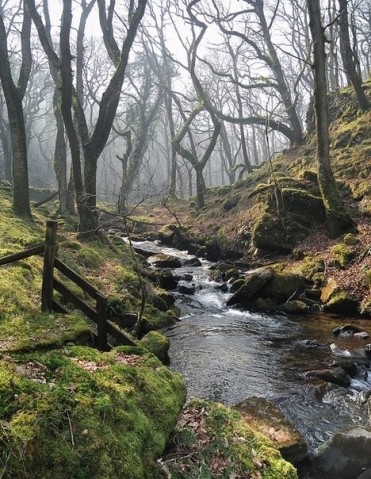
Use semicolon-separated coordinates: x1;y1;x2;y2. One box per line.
0;346;186;479
160;399;297;478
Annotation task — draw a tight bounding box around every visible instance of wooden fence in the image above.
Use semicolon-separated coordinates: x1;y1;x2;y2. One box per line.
0;220;135;351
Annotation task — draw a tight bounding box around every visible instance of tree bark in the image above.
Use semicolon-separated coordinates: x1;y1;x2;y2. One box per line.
0;1;32;219
308;0;352;237
338;0;369;111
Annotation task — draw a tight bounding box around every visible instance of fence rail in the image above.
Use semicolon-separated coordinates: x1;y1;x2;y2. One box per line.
1;220;135;351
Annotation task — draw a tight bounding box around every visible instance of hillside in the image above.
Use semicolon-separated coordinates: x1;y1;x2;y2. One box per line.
132;81;371;318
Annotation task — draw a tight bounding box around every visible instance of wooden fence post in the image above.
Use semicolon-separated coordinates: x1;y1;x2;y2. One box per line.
41;220;58;312
96;294;108;351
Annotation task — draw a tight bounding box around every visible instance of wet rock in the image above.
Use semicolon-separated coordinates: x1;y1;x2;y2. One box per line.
358;389;371;404
280;300;309;314
356;470;371;479
330;343;352;357
178;284;196;295
147;254;182;268
304;367;351;388
215;283;228;293
229;278;245;293
330;360;359;377
332;324;363;337
181;257;202;267
152;291;176;311
313;427;371;479
298;339;321;348
139;267;178;290
253;297;274;312
226;267;273;307
355;332;370;343
233;396;308;466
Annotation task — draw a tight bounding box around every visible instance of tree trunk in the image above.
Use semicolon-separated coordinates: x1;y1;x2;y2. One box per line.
0;4;32;219
308;0;352;237
338;0;369;111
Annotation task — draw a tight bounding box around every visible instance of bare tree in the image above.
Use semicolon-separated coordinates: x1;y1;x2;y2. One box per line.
338;0;369;111
27;0;148;236
307;0;352;237
0;0;32;218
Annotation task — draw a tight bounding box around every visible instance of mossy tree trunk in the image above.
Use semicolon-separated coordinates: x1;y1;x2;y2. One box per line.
0;2;33;220
338;0;369;112
307;0;352;238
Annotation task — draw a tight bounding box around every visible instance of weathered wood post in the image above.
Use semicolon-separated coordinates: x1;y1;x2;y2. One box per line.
41;220;58;312
96;293;109;351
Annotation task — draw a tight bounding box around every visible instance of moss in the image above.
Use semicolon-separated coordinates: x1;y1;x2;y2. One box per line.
331;244;356;267
140;331;170;364
161;400;297;478
301;257;325;280
343;233;359;245
0;347;186;479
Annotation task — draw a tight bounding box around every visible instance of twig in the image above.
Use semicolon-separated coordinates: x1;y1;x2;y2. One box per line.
66;410;75;446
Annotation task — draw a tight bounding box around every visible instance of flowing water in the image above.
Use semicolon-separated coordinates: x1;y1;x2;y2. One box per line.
133;240;371;470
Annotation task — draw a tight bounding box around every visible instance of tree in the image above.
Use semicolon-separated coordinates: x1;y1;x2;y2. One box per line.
116;51;163;213
307;0;352;237
27;0;148;236
338;0;369;111
211;0;304;146
0;0;32;218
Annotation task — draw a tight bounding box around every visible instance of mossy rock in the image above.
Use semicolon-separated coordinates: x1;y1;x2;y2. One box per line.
301;257;326;280
252;212;310;253
140;331;170;364
233;396;308;466
227;267;273;307
0;346;186;479
152;290;175;312
261;271;307;302
323;290;358;314
300;169;318;183
331;244;356;267
321;278;341;303
343;233;359;246
280;300;309;314
253;297;275;312
161;399;298;478
270;188;326;223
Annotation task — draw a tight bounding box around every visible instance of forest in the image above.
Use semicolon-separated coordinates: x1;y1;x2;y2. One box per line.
2;1;371;478
0;0;370;235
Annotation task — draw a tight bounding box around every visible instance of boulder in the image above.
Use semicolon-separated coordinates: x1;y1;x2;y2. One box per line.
147;254;182;269
226;267;273;307
261;271;307;302
181;257;202;267
152;291;175;311
252;213;307;253
304;367;351;388
233;396;308;466
313;427;371;479
139;267;178;290
280;300;309;314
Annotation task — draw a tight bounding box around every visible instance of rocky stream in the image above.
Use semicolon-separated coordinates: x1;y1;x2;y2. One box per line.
132;239;371;479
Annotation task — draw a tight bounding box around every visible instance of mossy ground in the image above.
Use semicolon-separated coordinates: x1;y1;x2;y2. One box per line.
0;190;187;478
0;346;186;479
160;399;297;479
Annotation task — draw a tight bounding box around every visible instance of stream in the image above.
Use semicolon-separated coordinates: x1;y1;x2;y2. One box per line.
133;239;371;474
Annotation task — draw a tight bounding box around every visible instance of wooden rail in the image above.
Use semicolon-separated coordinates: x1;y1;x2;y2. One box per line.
1;220;135;351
